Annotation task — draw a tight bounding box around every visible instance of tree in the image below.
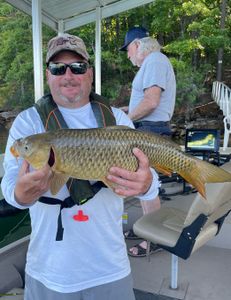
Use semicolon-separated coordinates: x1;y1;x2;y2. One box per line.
0;0;230;110
0;0;54;109
217;0;228;81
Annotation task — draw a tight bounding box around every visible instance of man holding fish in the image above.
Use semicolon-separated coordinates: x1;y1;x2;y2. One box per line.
1;34;160;300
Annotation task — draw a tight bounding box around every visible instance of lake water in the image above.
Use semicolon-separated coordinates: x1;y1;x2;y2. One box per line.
0;125;9;154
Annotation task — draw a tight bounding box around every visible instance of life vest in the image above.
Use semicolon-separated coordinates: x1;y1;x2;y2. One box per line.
35;92;116;240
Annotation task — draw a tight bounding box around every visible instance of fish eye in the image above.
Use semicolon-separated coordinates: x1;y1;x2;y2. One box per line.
24;145;29;151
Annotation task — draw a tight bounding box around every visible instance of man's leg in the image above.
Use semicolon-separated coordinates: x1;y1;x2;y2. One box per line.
24;273;135;300
128;196;161;256
83;273;135;300
24;273;82;300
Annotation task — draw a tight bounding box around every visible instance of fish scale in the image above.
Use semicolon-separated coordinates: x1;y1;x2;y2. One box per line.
10;126;231;199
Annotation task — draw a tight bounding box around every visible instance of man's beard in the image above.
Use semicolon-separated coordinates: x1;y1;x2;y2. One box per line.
59;92;82;104
59;81;83;103
130;49;144;67
130;56;138;66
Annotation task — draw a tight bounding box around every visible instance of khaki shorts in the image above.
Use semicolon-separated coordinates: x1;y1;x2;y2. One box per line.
24;273;135;300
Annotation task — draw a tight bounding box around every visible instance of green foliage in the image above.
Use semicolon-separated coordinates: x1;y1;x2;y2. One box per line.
171;58;208;107
0;0;34;108
0;0;55;109
164;39;204;56
0;0;230;111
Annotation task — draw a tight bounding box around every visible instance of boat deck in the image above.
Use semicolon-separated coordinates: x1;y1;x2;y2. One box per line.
2;240;231;300
1;186;231;300
1;148;231;299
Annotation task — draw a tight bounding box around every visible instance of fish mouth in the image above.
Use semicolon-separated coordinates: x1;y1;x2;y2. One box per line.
10;145;19;158
48;147;55;167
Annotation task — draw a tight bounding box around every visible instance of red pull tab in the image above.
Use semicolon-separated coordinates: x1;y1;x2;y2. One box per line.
73;210;89;222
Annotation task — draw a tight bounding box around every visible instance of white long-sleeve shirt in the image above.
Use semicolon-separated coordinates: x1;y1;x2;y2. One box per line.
1;102;159;293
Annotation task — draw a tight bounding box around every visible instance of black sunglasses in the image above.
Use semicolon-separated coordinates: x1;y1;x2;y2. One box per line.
48;62;89;76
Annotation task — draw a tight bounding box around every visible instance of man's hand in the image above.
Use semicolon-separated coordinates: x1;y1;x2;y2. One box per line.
120;106;129;113
14;160;53;205
107;148;153;197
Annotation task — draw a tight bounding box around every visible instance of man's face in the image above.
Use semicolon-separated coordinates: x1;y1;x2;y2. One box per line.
127;41;139;66
46;51;93;108
127;40;145;67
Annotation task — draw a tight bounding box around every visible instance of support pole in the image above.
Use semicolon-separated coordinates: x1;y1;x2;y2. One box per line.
58;20;64;34
171;254;178;289
32;0;44;101
95;6;101;95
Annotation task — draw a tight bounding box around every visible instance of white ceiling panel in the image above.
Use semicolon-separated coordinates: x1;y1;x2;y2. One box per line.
5;0;154;31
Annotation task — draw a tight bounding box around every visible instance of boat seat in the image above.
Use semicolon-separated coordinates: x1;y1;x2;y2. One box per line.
133;161;231;260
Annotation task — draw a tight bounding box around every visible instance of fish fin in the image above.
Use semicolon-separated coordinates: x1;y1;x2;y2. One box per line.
154;165;172;177
50;172;69;195
179;159;231;200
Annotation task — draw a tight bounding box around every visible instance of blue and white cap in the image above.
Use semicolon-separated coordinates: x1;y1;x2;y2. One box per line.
119;26;149;51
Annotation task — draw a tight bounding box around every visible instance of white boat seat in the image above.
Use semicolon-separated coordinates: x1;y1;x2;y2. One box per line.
133;161;231;259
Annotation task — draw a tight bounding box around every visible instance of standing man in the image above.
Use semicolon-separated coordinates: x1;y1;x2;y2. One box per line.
120;26;176;257
1;33;160;300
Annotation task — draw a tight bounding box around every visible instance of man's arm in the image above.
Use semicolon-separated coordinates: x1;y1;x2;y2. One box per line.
128;86;161;121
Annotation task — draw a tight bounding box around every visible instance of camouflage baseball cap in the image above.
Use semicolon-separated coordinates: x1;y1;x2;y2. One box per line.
46;33;90;63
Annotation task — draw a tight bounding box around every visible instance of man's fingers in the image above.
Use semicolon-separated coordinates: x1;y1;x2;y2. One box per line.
132;148;149;169
18;161;52;184
15;163;53;205
107;173;138;189
108;167;136;181
108;148;149;180
18;160;30;176
107;147;153;197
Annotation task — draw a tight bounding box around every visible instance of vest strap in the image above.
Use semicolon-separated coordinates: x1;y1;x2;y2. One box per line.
39;181;106;241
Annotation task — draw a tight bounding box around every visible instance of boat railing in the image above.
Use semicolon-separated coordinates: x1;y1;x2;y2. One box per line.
212;81;231;150
212;81;231;117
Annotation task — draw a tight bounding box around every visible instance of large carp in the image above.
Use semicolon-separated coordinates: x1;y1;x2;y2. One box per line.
10;126;231;199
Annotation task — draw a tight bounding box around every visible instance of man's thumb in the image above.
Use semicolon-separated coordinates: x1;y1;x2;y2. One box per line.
19;160;30;176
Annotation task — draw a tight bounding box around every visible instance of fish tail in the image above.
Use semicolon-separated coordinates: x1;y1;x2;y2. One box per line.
180;159;231;199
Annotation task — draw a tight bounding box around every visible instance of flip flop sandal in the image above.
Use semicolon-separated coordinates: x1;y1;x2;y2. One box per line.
128;243;147;257
123;229;140;240
128;242;162;257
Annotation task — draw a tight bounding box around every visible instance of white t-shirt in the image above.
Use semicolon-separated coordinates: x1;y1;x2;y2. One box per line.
1;102;159;293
